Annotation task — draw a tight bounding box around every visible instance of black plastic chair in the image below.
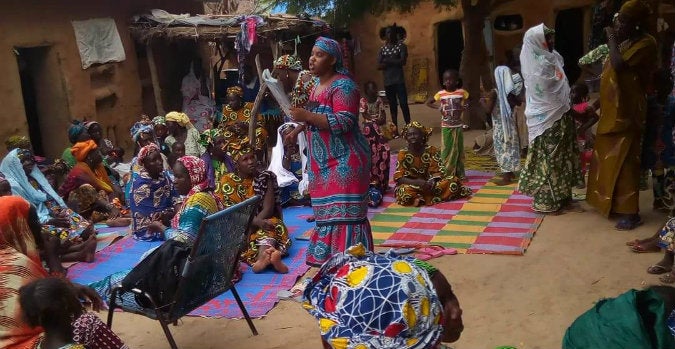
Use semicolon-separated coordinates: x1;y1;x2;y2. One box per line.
107;196;261;349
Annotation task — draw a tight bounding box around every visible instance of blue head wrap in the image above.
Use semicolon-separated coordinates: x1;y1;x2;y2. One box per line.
67;121;87;144
314;37;349;76
130;122;154;143
0;149;67;224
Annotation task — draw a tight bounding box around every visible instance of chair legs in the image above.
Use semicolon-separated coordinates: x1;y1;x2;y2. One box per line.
231;285;258;336
155;308;179;349
106;285;122;328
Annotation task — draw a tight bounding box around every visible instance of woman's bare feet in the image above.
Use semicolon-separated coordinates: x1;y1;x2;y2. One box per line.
492;172;515;186
270;249;289;274
252;249;272;273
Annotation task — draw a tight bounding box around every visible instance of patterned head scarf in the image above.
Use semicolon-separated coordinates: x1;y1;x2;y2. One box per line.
137;143;160;166
165;111;192;128
5;135;31;151
402;121;433;144
0;196;40;262
227;86;244;98
226;137;253;162
619;0;651;28
67;120;88;144
199;128;223;147
304;244;444;349
152;116;166;126
130;122;154;143
70;140;98;162
84;121;100;131
314;37;349;75
176;156;209;196
274;55;303;71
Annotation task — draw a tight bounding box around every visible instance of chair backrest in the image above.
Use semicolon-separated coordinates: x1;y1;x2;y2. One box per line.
168;195;260;319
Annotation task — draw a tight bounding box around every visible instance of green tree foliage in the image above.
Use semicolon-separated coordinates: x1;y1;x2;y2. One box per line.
264;0;457;26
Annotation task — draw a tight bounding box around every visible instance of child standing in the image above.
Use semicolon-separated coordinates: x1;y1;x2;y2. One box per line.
425;69;468;179
570;83;599;182
359;81;391;207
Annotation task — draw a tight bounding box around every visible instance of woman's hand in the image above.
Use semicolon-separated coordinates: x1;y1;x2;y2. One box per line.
147;221;166;234
289;107;311;123
284;126;302;146
73;283;104;311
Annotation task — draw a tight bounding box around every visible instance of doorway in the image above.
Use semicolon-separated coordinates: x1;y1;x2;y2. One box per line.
436;20;464;86
555;7;584;84
15;46;70;158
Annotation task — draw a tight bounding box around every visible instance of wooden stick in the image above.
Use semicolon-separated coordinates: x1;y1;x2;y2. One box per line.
146;43;165;116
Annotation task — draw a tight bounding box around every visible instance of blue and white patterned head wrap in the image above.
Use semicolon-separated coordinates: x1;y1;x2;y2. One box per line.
130;122;154;143
303;244;444;349
314;37;349;76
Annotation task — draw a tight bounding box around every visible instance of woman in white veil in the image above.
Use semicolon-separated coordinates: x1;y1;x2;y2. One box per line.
517;24;583;214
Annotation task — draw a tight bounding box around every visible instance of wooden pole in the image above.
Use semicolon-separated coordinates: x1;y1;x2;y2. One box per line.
146;43;165;116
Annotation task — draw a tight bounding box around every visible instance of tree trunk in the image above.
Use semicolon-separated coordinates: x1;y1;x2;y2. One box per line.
459;0;494;129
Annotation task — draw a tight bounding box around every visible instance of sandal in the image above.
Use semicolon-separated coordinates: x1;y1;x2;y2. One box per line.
660;272;675;284
415;245;458;261
647;264;672;274
615;216;644;231
631;243;661;253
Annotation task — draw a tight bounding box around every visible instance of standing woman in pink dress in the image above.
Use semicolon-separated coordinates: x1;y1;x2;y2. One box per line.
289;37;373;267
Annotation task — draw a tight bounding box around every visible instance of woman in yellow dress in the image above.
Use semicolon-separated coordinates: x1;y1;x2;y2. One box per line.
586;0;658;230
394;122;472;206
219;86;268;158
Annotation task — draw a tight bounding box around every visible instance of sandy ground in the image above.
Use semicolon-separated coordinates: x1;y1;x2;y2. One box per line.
108;104;669;348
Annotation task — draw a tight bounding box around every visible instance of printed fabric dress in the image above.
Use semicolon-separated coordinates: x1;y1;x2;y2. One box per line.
27;178;89;241
359;97;391;193
217;170;291;264
129;170;177;241
394;145;472;206
491;98;522;173
519;114;583;212
305;75;373;266
220;102;268;151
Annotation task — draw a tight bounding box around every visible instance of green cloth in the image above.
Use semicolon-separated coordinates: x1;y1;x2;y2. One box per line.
563;289;675;349
62;147;76;168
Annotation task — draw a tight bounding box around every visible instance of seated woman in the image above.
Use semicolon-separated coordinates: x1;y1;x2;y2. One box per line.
219;86;268;158
90;156;225;302
218;139;291;273
84;121;114;163
58;140;124;222
0;196;127;349
304;244;464;349
164;111;205;157
129;144;177;241
267;122;310;207
394;122;472;206
199;128;236;189
563;286;675;348
0;149;96;268
61;121;91;168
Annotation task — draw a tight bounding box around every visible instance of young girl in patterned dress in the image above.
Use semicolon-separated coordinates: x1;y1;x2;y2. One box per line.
359;81;391;208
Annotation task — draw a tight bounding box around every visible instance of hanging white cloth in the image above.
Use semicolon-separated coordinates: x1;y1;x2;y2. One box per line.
519;23;570;143
267;122;308;193
71;18;126;69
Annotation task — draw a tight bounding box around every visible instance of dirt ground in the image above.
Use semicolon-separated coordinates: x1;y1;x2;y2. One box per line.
108;104;669;348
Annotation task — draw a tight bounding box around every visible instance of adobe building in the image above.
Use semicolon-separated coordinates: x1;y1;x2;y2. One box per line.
0;0;201;158
349;0;674;96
